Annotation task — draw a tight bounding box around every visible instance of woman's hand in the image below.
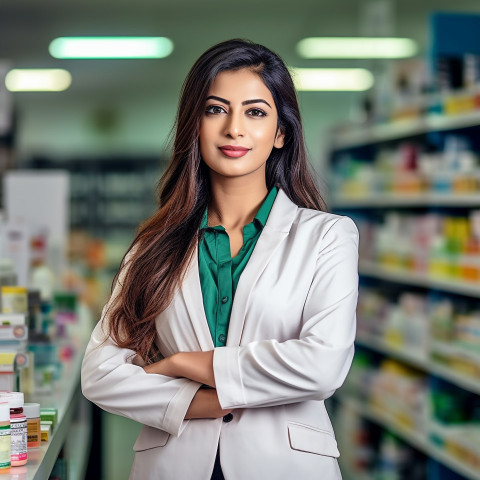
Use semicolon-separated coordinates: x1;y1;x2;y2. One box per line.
144;351;216;388
185;388;232;419
144;353;231;420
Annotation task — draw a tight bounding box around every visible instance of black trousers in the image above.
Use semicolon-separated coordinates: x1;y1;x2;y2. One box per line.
210;450;225;480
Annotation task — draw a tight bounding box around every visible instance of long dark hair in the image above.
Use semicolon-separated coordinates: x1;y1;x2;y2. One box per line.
106;39;326;363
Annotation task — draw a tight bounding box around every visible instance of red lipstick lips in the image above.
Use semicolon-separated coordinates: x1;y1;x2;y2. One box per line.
219;145;250;158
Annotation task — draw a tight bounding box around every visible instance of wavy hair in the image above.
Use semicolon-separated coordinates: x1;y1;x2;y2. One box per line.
106;39;326;363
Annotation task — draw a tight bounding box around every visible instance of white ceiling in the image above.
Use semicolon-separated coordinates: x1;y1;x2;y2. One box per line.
4;0;479;96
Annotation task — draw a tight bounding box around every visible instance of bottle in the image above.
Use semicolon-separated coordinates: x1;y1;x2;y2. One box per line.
0;259;17;313
1;286;28;314
0;392;27;466
30;262;55;303
0;259;17;289
0;403;10;473
23;403;40;448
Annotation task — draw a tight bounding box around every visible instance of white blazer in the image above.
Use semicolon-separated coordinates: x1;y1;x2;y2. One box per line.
81;189;359;480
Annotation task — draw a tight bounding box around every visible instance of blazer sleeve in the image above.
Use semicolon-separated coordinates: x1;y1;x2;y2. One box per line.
81;257;202;437
213;216;359;409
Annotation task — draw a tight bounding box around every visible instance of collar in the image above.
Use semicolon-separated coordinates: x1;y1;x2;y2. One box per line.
200;186;278;230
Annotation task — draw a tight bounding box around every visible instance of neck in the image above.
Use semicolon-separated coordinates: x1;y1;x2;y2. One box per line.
208;174;269;229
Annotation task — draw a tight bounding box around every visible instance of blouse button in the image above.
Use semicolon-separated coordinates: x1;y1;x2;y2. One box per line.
221;296;229;304
223;413;233;423
218;334;226;344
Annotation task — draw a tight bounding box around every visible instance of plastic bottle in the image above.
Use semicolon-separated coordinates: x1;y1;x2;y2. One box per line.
30;263;55;303
0;392;27;466
0;259;17;289
23;403;40;448
0;403;10;473
1;286;28;314
0;259;17;312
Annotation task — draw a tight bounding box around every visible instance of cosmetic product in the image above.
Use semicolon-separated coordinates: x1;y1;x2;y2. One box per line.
23;403;40;448
1;287;28;315
0;392;27;466
0;259;17;313
0;403;10;473
40;423;51;442
40;408;57;430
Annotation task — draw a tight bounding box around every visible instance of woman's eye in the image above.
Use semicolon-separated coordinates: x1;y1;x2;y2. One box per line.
247;108;267;117
205;105;225;115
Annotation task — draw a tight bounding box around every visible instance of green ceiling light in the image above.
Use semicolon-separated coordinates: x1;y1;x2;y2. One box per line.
5;69;72;92
290;68;374;91
296;37;418;59
49;36;174;59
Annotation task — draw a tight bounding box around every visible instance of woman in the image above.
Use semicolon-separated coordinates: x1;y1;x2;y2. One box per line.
81;38;359;480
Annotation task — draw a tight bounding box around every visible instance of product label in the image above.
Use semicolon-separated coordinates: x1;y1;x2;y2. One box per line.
0;425;10;469
2;293;27;314
10;419;27;462
27;419;40;444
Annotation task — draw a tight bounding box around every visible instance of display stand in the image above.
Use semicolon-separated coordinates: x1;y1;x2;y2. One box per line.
329;106;480;479
4;304;93;480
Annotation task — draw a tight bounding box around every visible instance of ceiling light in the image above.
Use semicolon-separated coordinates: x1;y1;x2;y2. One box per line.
297;37;418;59
5;69;72;92
49;37;174;59
290;68;374;91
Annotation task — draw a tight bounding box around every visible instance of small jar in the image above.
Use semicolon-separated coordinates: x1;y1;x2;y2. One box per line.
0;403;10;473
1;287;28;314
0;392;27;467
23;404;40;448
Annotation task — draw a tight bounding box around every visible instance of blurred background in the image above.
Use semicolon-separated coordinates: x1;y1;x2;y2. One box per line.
2;0;480;479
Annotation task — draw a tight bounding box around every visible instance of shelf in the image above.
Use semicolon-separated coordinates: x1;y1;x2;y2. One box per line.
356;332;480;396
330;110;480;150
331;193;480;209
359;261;480;298
3;305;93;480
336;394;480;480
356;332;429;369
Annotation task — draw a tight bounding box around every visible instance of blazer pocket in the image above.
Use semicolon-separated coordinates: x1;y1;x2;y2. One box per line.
133;425;170;452
287;422;340;458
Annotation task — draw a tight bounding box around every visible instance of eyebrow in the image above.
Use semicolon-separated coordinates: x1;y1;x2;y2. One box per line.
206;95;272;109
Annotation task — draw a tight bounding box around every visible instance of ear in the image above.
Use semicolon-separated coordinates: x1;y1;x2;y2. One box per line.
274;127;285;149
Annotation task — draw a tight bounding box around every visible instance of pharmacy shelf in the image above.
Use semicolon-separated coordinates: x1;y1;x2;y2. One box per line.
356;332;429;369
359;261;480;298
331;193;480;209
336;394;480;480
330;110;480;150
5;306;93;480
356;332;480;396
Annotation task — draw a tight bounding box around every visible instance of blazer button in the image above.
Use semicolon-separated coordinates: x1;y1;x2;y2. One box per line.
223;413;233;423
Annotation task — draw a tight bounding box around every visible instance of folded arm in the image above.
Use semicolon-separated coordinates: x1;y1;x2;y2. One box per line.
149;217;359;410
81;321;203;436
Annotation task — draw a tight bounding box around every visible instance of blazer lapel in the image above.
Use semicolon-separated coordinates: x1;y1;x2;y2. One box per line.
227;189;298;346
181;248;215;351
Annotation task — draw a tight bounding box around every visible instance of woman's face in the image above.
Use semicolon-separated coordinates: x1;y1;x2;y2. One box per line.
199;68;284;183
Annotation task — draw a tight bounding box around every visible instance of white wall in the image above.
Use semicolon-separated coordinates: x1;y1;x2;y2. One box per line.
12;86;359;171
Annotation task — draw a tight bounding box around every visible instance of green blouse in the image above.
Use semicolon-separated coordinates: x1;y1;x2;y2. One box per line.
198;187;278;347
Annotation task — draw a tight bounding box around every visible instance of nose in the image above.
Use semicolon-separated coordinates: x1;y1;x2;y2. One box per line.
224;111;244;138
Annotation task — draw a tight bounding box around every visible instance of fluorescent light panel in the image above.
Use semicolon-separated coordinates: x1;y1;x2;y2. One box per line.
291;68;374;91
5;69;72;92
49;37;174;59
297;37;417;59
